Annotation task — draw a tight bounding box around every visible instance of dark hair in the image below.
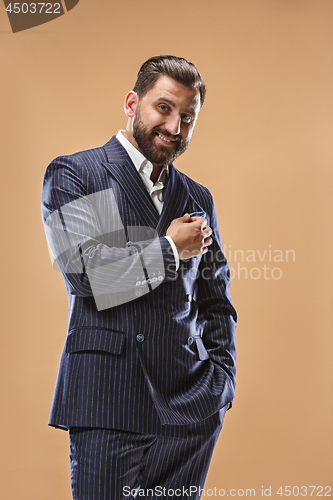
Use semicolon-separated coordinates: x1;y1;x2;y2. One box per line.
133;55;206;107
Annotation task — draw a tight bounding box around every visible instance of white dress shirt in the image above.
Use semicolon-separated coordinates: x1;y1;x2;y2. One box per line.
116;130;179;270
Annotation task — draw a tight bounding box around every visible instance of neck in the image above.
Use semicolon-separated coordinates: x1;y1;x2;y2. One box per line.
150;165;164;184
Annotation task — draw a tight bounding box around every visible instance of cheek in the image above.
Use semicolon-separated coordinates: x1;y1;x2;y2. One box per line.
182;128;194;142
144;110;164;127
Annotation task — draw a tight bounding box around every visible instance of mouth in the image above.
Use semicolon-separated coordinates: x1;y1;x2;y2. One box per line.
156;132;179;146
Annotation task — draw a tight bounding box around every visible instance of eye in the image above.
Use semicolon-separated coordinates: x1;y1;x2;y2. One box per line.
181;114;192;124
158;104;169;112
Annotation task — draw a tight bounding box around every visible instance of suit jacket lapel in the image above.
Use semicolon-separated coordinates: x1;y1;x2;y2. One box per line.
156;165;189;236
102;136;160;228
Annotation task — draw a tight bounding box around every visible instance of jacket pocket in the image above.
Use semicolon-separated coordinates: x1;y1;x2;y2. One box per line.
66;327;125;355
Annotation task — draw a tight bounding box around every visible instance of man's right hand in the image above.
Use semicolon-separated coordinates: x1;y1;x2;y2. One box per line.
166;213;213;261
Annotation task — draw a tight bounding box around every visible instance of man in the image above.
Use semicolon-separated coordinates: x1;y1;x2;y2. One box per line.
41;55;237;499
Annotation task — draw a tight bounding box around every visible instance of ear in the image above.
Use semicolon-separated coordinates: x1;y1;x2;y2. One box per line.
124;91;139;118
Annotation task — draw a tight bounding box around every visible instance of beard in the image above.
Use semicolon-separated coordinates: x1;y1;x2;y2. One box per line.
132;108;191;166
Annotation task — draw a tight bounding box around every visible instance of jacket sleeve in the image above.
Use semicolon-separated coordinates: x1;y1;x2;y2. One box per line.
196;195;237;406
41;156;176;310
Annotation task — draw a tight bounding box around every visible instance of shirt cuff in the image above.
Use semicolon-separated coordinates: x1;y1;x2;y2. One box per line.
165;236;180;271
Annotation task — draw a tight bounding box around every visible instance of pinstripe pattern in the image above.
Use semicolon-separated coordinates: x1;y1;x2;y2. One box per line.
69;423;222;499
41;136;237;437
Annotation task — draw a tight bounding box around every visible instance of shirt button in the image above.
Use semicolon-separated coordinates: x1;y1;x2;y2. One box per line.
136;333;145;343
187;337;194;345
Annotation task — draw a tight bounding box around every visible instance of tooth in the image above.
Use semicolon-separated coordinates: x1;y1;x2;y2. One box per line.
160;135;171;142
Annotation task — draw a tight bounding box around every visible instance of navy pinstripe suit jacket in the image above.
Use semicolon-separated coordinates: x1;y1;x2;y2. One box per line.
41;136;237;437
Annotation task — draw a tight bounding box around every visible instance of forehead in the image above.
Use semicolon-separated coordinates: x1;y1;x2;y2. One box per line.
143;75;201;113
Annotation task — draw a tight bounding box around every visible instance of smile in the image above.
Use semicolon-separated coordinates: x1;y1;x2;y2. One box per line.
157;133;177;144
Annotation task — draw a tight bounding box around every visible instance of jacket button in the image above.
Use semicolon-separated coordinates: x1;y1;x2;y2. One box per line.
136;333;145;343
187;337;194;345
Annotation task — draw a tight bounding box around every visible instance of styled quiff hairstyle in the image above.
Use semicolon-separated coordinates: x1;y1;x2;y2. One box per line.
133;55;206;107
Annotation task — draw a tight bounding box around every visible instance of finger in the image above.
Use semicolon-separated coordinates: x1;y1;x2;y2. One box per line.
203;236;213;247
182;213;190;221
202;227;212;238
189;216;207;226
200;217;207;229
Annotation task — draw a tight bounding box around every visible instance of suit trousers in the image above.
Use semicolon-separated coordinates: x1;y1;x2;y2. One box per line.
69;423;222;500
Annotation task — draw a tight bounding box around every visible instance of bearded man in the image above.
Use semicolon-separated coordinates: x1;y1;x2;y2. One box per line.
41;55;237;500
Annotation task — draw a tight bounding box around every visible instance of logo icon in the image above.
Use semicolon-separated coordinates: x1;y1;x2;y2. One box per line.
3;1;80;33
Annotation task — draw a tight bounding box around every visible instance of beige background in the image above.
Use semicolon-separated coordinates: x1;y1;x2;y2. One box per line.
0;1;332;498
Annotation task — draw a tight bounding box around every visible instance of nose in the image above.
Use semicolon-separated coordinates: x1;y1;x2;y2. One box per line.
165;114;181;136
